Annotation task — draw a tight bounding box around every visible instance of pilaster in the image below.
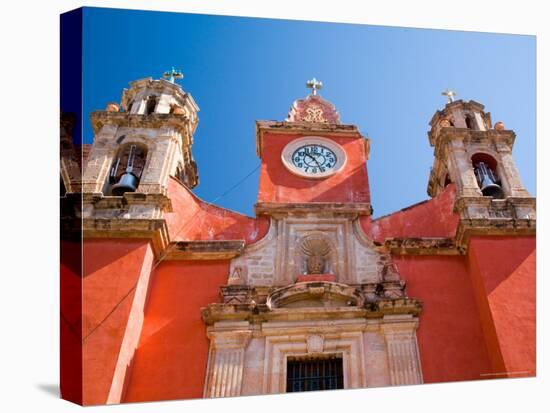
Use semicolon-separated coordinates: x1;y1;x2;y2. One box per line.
381;315;423;386
204;323;252;398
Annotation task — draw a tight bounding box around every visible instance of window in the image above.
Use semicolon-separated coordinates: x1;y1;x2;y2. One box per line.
286;355;343;392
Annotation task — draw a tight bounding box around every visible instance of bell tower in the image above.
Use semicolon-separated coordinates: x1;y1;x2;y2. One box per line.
81;69;199;220
426;91;535;246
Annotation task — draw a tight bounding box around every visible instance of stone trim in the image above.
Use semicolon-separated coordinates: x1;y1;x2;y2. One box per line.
201;296;422;326
254;202;372;217
261;331;366;393
384;237;462;255
456;218;536;250
90;111;193;136
163;240;245;260
83;218;169;258
381;315;423;385
204;323;252;398
203;316;423;397
255;120;365;158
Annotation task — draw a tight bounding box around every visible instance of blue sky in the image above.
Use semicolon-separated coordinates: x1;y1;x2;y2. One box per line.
82;7;536;218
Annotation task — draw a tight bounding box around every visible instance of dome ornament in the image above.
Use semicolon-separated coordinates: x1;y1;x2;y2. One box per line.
306;77;323;96
441;88;457;103
163;67;184;84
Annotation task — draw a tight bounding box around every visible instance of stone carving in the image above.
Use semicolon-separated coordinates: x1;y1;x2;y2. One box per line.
303;105;326;123
286;94;341;124
307;335;324;353
230;216;389;286
228;266;245;285
301;235;331;274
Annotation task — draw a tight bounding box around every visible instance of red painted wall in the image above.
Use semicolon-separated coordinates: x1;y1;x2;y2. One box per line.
60;240;83;405
363;184;459;242
257;132;371;204
123;260;230;402
467;236;536;377
166;177;269;243
395;255;493;382
81;239;153;405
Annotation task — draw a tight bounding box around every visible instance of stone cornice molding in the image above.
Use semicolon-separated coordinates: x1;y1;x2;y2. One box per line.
381;196;536;255
83;192;173;212
91;111;193;137
255;120;368;158
82;218;170;258
163;240;245;260
384;237;462;255
80;217;247;261
254;202;372;218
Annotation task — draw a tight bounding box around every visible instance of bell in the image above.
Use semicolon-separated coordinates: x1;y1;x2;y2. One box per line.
475;162;504;198
111;172;138;196
109;144;142;196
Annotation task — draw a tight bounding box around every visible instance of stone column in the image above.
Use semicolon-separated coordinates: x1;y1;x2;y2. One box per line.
205;324;252;398
138;135;177;195
381;316;423;386
81;125;118;194
495;144;530;197
447;139;481;197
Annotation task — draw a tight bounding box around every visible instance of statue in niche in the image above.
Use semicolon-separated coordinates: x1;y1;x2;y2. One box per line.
301;236;331;275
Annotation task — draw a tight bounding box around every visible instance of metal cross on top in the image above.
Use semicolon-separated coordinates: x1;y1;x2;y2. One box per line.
163;67;184;84
441;89;457;103
306;78;323;95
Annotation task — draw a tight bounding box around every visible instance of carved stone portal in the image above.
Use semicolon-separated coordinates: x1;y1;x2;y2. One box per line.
203;207;423;397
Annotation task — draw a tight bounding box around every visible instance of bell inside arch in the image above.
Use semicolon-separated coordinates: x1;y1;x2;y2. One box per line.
109;145;146;196
474;161;504;198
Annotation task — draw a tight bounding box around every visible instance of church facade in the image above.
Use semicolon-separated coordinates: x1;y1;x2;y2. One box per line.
60;74;536;405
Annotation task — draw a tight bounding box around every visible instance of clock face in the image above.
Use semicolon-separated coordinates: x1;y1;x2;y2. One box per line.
281;136;346;178
291;144;337;175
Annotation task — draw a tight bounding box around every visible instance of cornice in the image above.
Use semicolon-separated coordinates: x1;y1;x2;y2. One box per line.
90;111;193;136
255;120;366;158
254;202;373;217
163;240;245;260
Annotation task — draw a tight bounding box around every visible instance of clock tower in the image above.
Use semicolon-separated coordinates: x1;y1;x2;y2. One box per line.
255;80;372;212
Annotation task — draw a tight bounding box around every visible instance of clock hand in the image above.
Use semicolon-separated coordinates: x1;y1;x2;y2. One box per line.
305;153;322;169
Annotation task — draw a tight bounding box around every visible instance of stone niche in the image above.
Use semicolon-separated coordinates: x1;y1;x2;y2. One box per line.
228;216;386;287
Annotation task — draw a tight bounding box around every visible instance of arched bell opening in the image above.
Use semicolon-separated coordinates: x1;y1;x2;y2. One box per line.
145;95;158;115
471;153;504;199
465;114;476;129
107;144;148;196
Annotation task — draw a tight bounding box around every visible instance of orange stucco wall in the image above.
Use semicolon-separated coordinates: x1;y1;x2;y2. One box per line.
363;184;459;241
123;260;230;402
258;132;371;204
81;239;153;405
467;236;536;377
394;255;493;382
166;177;269;242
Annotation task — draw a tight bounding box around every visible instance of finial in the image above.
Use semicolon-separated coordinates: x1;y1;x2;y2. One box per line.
441;89;457;103
163;67;184;84
306;78;323;96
